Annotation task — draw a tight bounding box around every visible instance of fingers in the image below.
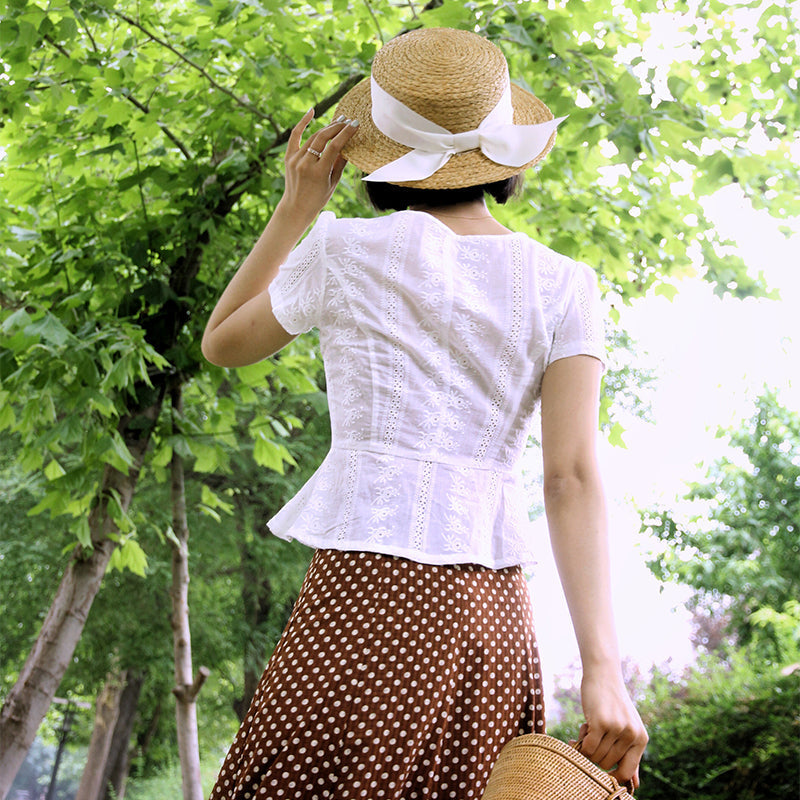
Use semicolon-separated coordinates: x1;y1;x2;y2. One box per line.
579;720;628;767
579;674;648;788
330;154;347;186
610;756;642;791
581;728;632;771
280;112;359;219
304;117;360;165
286;108;315;158
578;722;648;788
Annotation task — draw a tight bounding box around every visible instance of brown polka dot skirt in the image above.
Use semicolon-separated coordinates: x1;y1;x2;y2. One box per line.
209;550;545;799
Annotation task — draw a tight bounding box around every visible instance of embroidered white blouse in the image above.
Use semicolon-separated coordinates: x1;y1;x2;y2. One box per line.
267;210;606;568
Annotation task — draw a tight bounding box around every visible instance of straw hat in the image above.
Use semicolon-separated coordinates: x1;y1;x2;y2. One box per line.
335;27;557;189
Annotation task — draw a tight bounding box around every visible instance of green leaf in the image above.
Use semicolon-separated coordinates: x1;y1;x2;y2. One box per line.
191;440;219;472
236;360;275;386
1;307;32;334
198;503;221;522
44;459;66;480
200;484;234;516
107;538;148;576
56;16;78;42
0;20;18;46
150;443;173;468
101;356;133;391
163;524;180;548
608;421;627;449
706;152;735;184
252;432;285;472
654;282;679;301
75;517;92;549
9;225;40;241
97;432;134;473
667;76;691;101
0;399;16;431
24;314;71;347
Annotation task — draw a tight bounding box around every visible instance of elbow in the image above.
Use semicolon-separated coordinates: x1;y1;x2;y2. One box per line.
200;329;219;365
542;463;602;507
201;328;232;367
200;326;278;368
542;473;582;507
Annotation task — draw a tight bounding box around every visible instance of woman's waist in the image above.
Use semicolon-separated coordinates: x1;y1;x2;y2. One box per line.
325;441;520;475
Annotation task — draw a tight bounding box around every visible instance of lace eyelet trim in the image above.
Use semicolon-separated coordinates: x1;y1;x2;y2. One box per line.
338;449;360;541
574;270;599;344
411;460;434;551
383;217;408;450
475;237;524;462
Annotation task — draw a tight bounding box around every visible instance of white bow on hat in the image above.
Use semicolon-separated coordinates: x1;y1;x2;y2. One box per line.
363;77;566;183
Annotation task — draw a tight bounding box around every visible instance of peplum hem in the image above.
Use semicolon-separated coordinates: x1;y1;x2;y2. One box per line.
267;446;537;569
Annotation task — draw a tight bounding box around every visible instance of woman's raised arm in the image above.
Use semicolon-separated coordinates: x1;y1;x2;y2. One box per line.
201;111;358;367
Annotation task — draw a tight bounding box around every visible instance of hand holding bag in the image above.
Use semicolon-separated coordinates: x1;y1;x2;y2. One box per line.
480;733;635;800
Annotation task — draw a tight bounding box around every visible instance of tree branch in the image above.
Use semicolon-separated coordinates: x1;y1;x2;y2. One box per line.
167;73;366;307
112;10;272;122
121;90;192;160
131;137;152;239
362;0;386;45
72;7;99;53
403;0;420;20
42;34;70;60
40;28;193;160
172;666;210;703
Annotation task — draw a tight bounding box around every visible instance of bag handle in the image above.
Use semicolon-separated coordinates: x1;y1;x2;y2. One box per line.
609;787;634;799
572;736;635;798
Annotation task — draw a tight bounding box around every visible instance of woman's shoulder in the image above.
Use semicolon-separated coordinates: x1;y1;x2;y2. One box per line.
324;210;400;231
320;210;406;246
526;237;597;279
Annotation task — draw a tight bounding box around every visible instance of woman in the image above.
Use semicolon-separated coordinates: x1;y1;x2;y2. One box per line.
202;27;647;800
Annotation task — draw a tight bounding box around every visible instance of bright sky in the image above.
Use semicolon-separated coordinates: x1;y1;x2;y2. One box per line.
527;185;800;714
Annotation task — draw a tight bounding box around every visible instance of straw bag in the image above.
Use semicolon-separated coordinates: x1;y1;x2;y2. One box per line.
480;734;634;800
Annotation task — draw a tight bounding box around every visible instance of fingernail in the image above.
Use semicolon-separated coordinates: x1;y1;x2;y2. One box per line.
349;118;359;127
333;114;346;123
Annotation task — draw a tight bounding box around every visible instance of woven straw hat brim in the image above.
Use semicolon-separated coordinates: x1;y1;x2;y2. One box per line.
334;30;556;189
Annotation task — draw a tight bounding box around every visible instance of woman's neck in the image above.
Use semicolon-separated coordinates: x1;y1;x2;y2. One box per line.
410;200;512;236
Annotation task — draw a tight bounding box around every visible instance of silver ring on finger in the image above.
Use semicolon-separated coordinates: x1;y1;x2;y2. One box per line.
307;147;323;158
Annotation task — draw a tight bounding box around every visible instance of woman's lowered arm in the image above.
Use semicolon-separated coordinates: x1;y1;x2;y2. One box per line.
540;354;648;788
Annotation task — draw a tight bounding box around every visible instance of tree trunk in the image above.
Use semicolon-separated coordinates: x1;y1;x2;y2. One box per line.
0;400;159;800
75;671;127;800
102;670;145;800
169;390;208;800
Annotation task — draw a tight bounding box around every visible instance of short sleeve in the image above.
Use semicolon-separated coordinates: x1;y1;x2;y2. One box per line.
268;211;333;335
548;261;606;368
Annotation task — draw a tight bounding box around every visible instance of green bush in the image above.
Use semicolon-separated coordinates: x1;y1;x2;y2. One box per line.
123;759;222;799
546;653;799;800
638;655;799;799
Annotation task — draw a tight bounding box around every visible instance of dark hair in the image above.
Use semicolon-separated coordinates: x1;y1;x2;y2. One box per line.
364;175;523;212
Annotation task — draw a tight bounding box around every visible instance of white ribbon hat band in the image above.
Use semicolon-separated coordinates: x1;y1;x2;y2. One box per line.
364;76;566;183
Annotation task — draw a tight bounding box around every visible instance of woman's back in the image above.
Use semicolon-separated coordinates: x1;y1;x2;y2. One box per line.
267;209;605;567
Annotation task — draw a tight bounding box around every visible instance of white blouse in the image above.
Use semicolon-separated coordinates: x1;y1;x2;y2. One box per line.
267;210;605;568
